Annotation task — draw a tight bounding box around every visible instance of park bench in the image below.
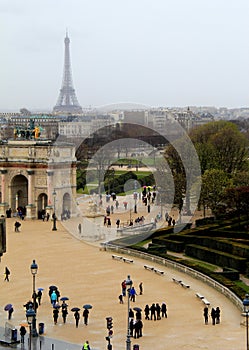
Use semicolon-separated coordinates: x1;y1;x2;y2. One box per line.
112;255;123;261
196;293;204;299
123;258;133;263
154;269;164;275
172;278;182;284
180;282;190;288
202;298;210;306
144;265;154;272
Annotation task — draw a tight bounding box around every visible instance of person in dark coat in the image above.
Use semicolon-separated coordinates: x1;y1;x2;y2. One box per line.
129;318;134;337
37;290;42;305
4;267;10;281
19;325;26;343
150;303;156;321
129;308;134;319
161;302;167;318
83;308;89;325
156;303;161;320
144;305;150;320
216;307;221;324
74;310;80;328
136;310;142;321
211;307;216;325
139;282;143;295
53;308;59;324
203;306;209;325
8;307;14;320
62;308;68;323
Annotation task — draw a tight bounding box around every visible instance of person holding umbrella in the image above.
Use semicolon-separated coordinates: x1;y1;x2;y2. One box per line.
62;307;68;324
83;308;89;325
8;306;14;320
37;289;43;305
71;308;80;328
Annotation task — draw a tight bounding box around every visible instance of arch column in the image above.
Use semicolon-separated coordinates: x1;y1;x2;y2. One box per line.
0;170;8;216
46;171;54;218
26;170;36;219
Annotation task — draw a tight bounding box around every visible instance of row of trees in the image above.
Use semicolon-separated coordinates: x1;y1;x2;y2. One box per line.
165;121;249;218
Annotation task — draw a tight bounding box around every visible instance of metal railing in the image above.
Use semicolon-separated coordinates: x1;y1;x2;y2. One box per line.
103;243;243;312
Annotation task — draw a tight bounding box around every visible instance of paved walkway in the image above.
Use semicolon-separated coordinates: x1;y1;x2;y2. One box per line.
0;215;247;350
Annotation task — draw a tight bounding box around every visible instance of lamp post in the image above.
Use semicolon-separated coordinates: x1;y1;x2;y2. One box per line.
125;275;133;350
243;294;249;350
26;304;36;350
52;190;57;231
30;260;38;337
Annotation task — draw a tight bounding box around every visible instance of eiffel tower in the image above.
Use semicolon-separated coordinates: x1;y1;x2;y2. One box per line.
53;32;82;114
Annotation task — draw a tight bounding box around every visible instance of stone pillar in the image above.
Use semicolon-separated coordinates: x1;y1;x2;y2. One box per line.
26;170;36;219
0;170;8;216
47;171;54;206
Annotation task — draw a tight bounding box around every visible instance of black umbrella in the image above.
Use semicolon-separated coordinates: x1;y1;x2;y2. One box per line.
60;297;69;301
37;288;44;291
49;285;57;290
133;307;142;312
4;304;12;311
83;304;92;309
53;304;61;309
71;307;80;312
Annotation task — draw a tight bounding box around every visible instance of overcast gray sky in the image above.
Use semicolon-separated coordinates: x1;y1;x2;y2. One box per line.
0;0;249;111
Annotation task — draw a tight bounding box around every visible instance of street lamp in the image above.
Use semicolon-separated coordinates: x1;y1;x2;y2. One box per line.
26;304;36;350
30;260;38;337
125;275;133;350
243;294;249;350
52;190;57;231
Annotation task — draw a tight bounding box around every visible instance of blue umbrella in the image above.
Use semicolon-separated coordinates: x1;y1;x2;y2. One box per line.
71;307;80;312
83;304;92;309
60;297;69;301
4;304;12;311
53;304;61;309
37;288;44;291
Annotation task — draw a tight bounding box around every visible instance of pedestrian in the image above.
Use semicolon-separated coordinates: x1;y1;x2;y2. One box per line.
150;303;156;321
8;306;14;320
119;294;123;304
14;221;21;232
50;290;57;306
116;219;120;228
121;280;126;297
211;307;216;325
130;318;134;337
53;308;59;324
82;340;91;350
78;223;82;234
46;212;50;221
161;302;167;318
19;325;26;343
129;308;134;319
135;310;142;320
62;308;68;323
74;310;80;328
216;306;221;324
156;303;161;320
37;290;42;305
139;282;143;295
4;266;10;281
203;306;208;325
144;304;150;320
129;286;137;302
83;308;89;325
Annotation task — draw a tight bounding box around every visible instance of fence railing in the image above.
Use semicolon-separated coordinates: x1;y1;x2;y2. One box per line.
103;243;243;312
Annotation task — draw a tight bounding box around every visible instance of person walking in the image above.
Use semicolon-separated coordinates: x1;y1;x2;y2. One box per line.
203;306;209;325
121;280;126;297
161;302;167;318
8;306;14;320
130;286;137;302
83;308;89;325
150;303;156;321
4;267;10;281
50;290;57;306
19;325;26;343
216;306;221;324
139;282;143;295
156;303;161;320
37;290;42;305
74;310;80;328
211;307;216;325
62;308;68;323
82;340;91;350
144;304;150;320
53;308;59;324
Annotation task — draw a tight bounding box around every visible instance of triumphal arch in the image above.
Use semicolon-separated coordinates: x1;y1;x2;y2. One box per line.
0;140;77;219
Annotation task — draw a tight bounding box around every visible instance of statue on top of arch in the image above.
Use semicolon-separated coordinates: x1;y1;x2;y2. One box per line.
13;118;41;140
